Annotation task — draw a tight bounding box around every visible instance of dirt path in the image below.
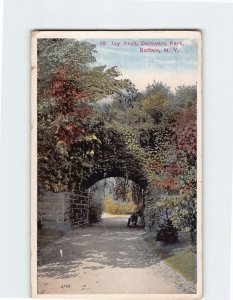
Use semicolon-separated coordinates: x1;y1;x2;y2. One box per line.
38;214;196;294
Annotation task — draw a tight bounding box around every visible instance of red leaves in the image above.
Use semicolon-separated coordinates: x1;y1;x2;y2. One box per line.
74;106;93;118
54;106;93;147
173;102;197;157
160;177;177;190
151;176;177;190
148;162;183;176
56;124;85;147
48;65;94;147
175;119;196;156
49;66;89;114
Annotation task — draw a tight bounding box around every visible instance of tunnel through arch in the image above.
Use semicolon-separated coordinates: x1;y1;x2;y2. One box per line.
87;175;146;228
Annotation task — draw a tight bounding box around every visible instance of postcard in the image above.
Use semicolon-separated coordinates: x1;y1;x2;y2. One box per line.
31;30;202;299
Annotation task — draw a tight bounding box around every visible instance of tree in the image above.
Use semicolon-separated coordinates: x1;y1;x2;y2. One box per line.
109;82;198;243
37;39;96;97
37;39;130;192
147;85;197;243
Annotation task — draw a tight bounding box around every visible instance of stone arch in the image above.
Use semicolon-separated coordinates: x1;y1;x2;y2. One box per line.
82;167;147;189
38;126;149;231
38;156;147;231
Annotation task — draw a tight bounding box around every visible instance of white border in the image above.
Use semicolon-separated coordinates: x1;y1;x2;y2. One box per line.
0;0;3;137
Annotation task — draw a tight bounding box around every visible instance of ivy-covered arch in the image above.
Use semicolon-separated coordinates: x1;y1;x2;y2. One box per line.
81;167;147;190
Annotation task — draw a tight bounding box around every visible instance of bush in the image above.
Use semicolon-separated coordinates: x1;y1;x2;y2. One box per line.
104;195;137;215
156;219;178;244
88;201;102;224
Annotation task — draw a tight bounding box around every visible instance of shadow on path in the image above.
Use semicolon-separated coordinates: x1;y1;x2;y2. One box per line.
38;214;161;279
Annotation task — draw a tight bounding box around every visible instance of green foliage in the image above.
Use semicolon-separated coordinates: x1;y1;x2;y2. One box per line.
38;39;96;96
144;81;173;100
174;85;197;109
89;201;102;224
107;83;198;241
142;92;171;114
37;39;133;192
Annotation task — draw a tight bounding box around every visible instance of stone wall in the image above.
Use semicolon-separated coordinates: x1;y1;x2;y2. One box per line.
38;185;89;231
69;184;89;228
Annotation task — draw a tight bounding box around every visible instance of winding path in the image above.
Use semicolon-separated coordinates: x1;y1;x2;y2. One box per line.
37;214;196;295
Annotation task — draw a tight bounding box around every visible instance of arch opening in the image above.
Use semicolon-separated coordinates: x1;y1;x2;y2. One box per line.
87;176;146;228
81;167;147;190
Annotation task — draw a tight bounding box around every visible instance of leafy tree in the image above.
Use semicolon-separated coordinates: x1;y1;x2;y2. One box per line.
37;39;96;97
143;81;173;100
107;82;197;242
146;85;197;243
37;39;131;192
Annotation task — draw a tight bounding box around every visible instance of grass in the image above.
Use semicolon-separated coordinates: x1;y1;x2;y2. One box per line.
104;194;137;215
38;229;63;249
164;249;196;283
144;235;196;283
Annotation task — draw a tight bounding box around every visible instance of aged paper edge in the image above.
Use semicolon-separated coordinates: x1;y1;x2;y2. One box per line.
31;30;202;299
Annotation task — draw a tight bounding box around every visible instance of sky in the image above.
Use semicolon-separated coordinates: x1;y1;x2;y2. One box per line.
87;38;198;92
